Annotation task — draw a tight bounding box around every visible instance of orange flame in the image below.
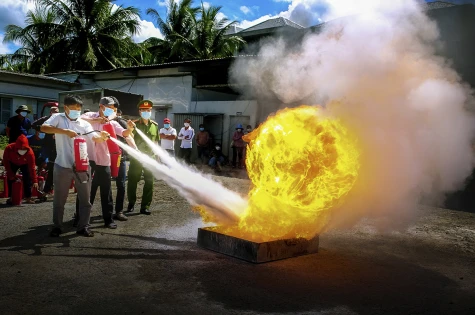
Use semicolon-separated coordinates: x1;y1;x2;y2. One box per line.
214;105;360;241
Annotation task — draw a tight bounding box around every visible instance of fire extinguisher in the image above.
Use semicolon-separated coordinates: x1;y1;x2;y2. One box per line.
31;176;44;198
11;175;23;206
0;171;8;198
74;137;89;172
102;123;121;177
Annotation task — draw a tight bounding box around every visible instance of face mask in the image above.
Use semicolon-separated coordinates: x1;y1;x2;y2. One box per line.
20;111;27;117
184;123;190;127
164;124;170;129
18;150;28;155
237;129;242;132
67;109;81;120
38;133;45;139
103;107;115;117
141;111;151;120
200;127;204;131
247;129;252;132
215;146;221;150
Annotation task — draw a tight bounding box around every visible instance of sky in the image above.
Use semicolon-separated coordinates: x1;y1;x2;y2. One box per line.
0;0;473;55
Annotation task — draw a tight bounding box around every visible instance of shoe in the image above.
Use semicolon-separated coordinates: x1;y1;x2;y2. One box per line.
114;212;128;221
140;209;151;215
24;198;36;204
104;222;118;229
76;228;94;237
6;199;12;205
72;218;79;227
50;227;62;237
126;204;134;213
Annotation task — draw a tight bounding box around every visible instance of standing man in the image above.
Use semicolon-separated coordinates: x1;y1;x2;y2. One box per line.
27;130;46;169
232;124;245;169
32;106;59;197
81;97;135;227
3;134;38;205
177;118;194;164
112;106;128;221
41;95;110;237
196;124;210;164
127;100;159;215
159;118;177;156
6;105;32;144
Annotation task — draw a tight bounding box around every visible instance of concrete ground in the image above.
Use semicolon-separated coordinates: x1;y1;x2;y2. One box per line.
0;175;474;315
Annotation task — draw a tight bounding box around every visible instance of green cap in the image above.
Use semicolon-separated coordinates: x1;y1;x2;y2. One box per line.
138;100;153;109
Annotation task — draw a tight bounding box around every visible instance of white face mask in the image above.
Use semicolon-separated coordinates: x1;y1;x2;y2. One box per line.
184;123;190;127
18;150;28;155
215;146;221;150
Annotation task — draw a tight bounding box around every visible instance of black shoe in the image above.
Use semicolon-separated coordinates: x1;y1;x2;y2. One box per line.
114;212;128;221
72;217;79;227
126;204;134;213
50;227;62;237
140;209;151;215
6;199;12;205
76;228;94;237
104;222;118;229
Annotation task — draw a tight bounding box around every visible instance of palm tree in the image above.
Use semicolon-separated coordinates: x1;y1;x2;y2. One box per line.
3;0;144;73
145;0;245;63
184;2;246;60
145;0;199;63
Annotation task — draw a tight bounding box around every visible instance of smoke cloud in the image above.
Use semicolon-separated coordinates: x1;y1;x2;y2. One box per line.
230;0;475;230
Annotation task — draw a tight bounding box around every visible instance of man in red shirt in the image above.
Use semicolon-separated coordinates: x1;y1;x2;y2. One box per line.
2;134;38;204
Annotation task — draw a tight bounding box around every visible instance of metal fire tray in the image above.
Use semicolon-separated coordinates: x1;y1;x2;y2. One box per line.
197;227;319;263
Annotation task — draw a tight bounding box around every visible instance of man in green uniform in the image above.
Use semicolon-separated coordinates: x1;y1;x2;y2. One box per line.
126;100;159;215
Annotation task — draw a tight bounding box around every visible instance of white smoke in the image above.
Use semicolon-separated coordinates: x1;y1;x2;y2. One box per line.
230;0;475;229
111;133;247;225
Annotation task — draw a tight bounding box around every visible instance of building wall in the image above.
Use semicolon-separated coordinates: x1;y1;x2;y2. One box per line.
0;82;63;134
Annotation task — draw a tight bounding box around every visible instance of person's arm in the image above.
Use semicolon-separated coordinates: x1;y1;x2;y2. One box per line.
196;132;201;143
232;131;240;141
41;124;79;138
177;128;184;140
6;117;12;137
80;112;108;124
32;116;48;131
82;121;108;143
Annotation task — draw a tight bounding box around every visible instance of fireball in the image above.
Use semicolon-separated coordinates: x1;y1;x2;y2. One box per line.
216;105;360;242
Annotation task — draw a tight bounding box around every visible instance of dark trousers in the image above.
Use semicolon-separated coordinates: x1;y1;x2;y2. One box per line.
166;149;175;157
43;161;55;193
90;164;114;224
8;163;32;198
232;147;244;167
179;148;192;163
127;158;154;211
197;146;208;162
75;160;96;221
115;157;126;213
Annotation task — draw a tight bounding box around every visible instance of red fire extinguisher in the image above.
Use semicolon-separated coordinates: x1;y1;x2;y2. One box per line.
102;123;121;177
31;176;44;198
74;137;89;172
11;175;23;206
0;172;8;198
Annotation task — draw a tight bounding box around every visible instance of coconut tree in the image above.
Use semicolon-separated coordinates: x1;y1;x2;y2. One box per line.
3;0;144;73
145;0;199;63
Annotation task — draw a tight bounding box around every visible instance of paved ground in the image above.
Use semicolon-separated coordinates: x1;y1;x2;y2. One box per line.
0;174;474;315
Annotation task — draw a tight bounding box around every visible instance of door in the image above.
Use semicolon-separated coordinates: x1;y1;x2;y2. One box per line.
153;107;168;125
228;115;250;157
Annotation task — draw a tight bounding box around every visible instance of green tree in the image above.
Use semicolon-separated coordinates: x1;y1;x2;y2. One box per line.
145;0;245;63
2;0;144;73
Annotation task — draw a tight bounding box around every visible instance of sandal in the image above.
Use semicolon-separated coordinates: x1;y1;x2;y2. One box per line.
24;199;36;204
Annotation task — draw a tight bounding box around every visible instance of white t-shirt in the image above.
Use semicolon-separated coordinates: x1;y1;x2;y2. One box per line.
159;127;177;150
178;127;195;149
43;113;96;169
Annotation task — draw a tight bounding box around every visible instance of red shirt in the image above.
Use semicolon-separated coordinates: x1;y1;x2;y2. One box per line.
3;134;38;183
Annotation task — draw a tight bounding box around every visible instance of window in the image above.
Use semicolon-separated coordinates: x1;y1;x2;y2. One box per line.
0;97;12;124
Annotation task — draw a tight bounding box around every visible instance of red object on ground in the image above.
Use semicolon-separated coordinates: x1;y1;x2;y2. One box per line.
74;137;88;172
0;172;9;198
11;176;23;205
31;176;44;197
102;123;121;177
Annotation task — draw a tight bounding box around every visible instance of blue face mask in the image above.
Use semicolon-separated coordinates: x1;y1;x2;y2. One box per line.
200;128;204;131
103;107;115;117
20;111;27;117
164;124;170;129
68;109;81;120
141;111;151;120
38;133;45;139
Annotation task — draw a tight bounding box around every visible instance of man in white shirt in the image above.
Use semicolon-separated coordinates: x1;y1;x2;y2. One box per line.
159;117;177;156
177;118;194;163
41;95;110;238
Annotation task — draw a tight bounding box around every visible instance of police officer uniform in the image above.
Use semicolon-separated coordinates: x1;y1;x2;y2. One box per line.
126;100;159;215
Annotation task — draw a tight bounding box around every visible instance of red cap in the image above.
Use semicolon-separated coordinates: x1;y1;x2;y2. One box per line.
164;118;171;123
